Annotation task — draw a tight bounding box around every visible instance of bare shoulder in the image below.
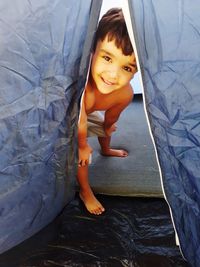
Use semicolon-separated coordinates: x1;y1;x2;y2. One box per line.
117;83;134;105
108;84;133;112
104;84;133;122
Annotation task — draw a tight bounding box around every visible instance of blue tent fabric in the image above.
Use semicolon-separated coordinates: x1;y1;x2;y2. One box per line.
128;1;200;266
0;0;102;254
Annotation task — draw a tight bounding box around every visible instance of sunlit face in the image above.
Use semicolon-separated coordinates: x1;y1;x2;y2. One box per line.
90;36;137;94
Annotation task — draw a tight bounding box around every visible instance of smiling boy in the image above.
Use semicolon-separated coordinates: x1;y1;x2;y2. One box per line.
77;8;137;215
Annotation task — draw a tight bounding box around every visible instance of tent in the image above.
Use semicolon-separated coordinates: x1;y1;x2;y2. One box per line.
0;0;199;266
127;1;200;266
0;0;101;254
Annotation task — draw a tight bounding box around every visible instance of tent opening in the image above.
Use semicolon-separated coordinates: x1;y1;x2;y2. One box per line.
82;0;162;198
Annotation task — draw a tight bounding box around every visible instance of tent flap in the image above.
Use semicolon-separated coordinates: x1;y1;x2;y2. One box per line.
0;0;102;253
128;1;200;266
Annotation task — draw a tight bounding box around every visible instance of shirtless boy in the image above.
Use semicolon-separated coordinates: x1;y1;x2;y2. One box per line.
77;8;137;215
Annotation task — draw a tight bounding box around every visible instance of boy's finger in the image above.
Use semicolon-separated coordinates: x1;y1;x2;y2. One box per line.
78;160;85;167
78;158;90;167
81;161;85;167
82;160;88;167
78;160;82;167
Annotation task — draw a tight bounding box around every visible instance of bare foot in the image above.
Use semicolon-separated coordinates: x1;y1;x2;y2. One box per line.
101;148;128;157
79;189;105;215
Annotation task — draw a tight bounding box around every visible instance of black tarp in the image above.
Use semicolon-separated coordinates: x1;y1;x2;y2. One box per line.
0;195;189;267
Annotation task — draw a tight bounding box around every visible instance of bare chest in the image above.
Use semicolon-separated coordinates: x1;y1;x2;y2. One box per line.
84;90;117;114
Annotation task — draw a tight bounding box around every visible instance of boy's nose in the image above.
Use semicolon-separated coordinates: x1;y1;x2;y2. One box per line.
107;67;119;80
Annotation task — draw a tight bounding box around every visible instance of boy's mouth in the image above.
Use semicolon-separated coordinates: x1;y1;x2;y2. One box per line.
101;77;115;86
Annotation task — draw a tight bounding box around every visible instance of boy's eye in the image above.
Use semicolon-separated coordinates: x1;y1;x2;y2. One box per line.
123;66;132;73
103;56;111;62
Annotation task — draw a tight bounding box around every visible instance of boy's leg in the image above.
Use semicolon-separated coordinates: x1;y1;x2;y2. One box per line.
77;165;105;215
98;136;128;157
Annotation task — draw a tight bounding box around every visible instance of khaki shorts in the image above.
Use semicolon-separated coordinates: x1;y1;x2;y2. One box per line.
87;111;106;137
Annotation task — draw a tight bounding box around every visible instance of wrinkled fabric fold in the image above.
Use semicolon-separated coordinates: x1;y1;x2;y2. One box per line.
128;1;200;266
0;0;102;253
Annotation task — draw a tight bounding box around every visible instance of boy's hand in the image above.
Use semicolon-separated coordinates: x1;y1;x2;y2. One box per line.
78;144;93;167
104;123;117;136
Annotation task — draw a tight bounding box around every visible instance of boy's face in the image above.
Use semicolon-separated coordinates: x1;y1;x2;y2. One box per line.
90;36;137;94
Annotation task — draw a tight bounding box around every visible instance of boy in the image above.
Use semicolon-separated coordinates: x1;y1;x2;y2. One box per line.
77;8;137;215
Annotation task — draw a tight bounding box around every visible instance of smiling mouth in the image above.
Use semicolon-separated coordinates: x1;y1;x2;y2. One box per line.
101;77;115;86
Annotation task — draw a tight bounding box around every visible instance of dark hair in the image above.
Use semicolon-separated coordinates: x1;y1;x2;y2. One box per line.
93;8;133;56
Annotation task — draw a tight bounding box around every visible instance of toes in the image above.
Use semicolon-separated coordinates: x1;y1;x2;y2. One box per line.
96;210;102;215
122;150;128;157
91;209;100;215
90;207;105;215
118;149;128;157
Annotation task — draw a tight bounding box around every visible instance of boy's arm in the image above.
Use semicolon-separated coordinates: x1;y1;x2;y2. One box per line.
104;86;133;136
78;94;92;166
